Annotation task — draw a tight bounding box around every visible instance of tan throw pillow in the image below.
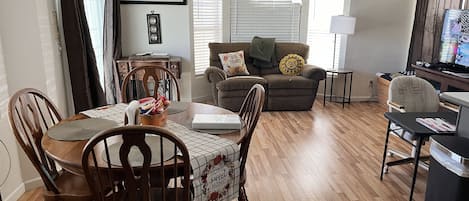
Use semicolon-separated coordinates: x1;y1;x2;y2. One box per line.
218;50;250;76
279;54;305;76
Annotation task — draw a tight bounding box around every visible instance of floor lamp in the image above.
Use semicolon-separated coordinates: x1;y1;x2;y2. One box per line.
329;15;356;69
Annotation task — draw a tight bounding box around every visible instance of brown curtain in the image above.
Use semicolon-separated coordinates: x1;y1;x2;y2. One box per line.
407;0;468;69
103;0;122;104
61;0;106;112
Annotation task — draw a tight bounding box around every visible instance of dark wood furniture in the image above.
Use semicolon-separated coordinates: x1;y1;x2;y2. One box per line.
42;102;242;176
413;65;469;92
8;88;92;201
116;55;182;79
82;126;191;201
323;69;353;108
121;65;181;103
237;84;265;201
380;112;457;201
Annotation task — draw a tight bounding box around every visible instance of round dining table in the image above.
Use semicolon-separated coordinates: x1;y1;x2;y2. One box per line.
41;102;243;175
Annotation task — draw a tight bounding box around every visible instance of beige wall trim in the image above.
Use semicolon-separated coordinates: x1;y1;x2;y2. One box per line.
3;177;43;201
317;94;377;102
24;177;43;190
3;183;25;201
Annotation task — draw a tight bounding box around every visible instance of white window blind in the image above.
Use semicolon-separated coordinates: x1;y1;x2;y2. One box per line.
193;0;223;75
231;0;301;42
307;0;344;68
84;0;105;87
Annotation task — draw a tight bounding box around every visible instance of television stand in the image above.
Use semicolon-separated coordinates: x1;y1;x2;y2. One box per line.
412;65;469;92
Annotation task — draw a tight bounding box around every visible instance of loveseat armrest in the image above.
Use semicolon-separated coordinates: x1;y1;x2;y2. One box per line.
205;67;227;106
301;64;326;80
205;66;227;83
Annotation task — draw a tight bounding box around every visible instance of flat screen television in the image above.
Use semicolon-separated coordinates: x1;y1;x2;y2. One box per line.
439;9;469;68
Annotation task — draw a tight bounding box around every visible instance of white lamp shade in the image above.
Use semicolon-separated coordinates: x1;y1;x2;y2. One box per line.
330;16;356;35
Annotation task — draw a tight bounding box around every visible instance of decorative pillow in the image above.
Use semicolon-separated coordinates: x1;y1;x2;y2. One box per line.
279;54;305;76
218;50;250;76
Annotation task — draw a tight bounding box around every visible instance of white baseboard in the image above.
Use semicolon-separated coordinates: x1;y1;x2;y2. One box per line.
3;183;25;201
24;177;43;190
317;93;377;102
2;177;43;201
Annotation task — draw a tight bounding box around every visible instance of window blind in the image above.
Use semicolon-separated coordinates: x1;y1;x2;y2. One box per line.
193;0;223;75
230;0;301;42
307;0;344;68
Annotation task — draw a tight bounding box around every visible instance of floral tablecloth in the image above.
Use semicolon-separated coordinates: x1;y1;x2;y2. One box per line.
80;103;240;201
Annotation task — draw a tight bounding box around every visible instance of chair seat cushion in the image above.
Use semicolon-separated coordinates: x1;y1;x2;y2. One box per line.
216;76;267;91
263;74;313;89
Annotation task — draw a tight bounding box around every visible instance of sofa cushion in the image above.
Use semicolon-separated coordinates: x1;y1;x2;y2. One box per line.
263;74;313;89
259;66;280;75
279;54;305;76
209;43;261;76
216;76;267;91
275;43;309;63
218;50;250;76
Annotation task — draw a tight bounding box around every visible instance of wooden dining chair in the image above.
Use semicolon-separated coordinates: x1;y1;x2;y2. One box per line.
121;65;181;103
81;126;191;201
7;88;92;201
237;84;265;201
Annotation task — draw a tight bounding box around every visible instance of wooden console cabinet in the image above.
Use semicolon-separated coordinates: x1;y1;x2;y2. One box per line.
413;65;469;92
115;55;182;80
377;76;390;107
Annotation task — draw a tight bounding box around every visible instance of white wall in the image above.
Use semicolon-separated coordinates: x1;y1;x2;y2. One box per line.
342;0;417;100
0;0;68;199
121;4;197;102
0;33;25;201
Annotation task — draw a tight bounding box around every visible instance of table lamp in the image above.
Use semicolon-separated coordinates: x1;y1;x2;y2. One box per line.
329;15;356;69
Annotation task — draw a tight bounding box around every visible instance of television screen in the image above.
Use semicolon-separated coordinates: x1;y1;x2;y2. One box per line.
439;10;463;63
439;9;469;67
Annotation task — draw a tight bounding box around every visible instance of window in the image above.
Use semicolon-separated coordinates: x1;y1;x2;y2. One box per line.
231;0;301;42
84;0;105;87
307;0;345;68
193;0;223;75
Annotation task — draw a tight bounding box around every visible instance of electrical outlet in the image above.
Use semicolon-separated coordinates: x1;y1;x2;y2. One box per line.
369;80;374;88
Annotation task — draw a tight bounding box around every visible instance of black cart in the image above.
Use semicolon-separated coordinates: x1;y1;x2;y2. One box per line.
425;136;469;201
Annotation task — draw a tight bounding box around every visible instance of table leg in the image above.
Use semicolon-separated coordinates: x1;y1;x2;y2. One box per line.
323;76;327;107
330;73;334;102
342;74;347;108
380;121;392;180
409;137;423;201
348;73;353;104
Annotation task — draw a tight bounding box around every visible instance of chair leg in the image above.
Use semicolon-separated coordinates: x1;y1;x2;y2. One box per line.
238;186;248;201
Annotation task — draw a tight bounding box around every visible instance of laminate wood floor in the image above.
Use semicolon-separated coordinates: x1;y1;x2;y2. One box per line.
19;102;429;201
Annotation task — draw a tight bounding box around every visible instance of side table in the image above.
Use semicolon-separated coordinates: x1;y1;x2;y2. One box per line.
381;112;456;201
323;69;353;108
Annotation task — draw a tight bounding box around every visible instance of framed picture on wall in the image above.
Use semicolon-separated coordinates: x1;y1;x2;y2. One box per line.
147;14;162;44
121;0;186;5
